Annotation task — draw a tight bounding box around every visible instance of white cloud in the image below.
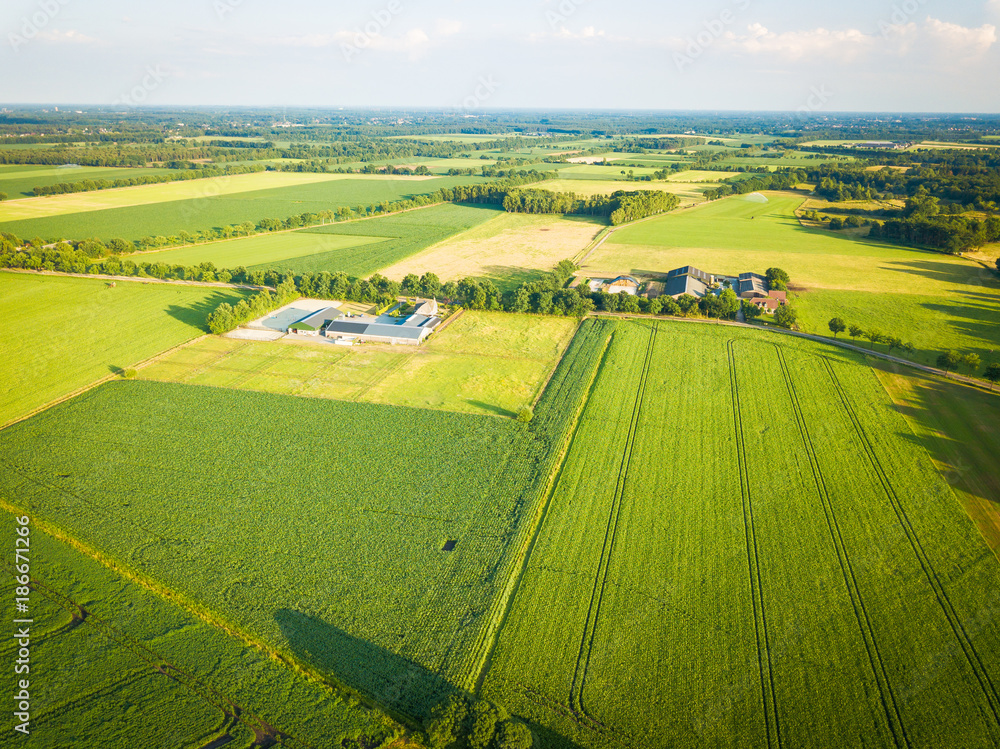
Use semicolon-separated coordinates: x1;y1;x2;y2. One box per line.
435;19;463;36
37;29;99;45
922;17;996;55
720;23;873;61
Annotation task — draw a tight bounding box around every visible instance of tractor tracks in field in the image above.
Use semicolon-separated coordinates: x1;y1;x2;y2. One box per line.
823;357;1000;731
774;347;909;749
726;340;781;749
6;565;309;749
569;322;658;726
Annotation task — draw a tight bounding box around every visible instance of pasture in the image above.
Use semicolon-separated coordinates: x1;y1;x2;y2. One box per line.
594;192;1000;362
0;174;491;242
0;272;246;425
483;321;1000;748
381;211;604;290
140;312;578;417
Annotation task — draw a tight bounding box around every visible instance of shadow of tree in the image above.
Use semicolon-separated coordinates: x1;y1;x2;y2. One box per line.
274;608;456;722
163;289;249;331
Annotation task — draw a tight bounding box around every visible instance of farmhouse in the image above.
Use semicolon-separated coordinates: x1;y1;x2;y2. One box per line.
288;307;344;336
324;314;441;346
603;275;641;296
748;291;789;315
737;272;768;299
666;266;715;286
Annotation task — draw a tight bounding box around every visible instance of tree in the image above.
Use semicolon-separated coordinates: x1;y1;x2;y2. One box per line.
766;267;790;291
647;297;663;315
863;329;884;350
884;336;903;354
996;257;1000;274
516;406;534;424
742;300;763;321
424;695;468;749
773;304;798;329
960;353;982;375
937;350;961;375
849;324;864;341
718;288;740;320
494;720;534;749
984;363;1000;390
469;701;507;749
401;273;420;294
828;318;846;338
421;272;442;298
0;192;7;201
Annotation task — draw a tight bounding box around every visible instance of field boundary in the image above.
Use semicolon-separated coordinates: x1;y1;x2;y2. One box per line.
1;267;271;291
471;326;617;697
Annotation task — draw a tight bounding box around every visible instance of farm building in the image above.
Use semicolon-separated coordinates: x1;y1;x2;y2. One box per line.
748;291;788;315
664;274;709;299
324;314;441;346
288;307;344;336
603;276;641;296
413;299;439;317
666;266;715;286
737;272;768;299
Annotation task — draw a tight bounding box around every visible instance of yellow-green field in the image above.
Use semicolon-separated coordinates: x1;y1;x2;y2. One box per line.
0;172;437;221
380;212;604;289
139;311;579;417
537;178;713;204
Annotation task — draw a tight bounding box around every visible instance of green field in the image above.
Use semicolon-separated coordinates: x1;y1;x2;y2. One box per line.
140;312;578;418
594;192;1000;363
0;165;182;199
0;272;246;425
0;174;491;242
0;527;393;746
482;320;1000;748
131;230;387;269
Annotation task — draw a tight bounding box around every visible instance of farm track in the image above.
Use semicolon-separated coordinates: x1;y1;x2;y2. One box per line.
570;323;658;730
773;346;908;748
823;357;1000;732
5;563;310;749
727;340;780;749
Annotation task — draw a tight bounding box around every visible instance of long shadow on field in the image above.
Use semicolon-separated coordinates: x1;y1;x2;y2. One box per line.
274;608;456;723
163;289;249;331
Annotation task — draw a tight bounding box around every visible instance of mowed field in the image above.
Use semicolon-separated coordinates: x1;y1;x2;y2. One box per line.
0;322;605;722
482;320;1000;748
140;312;578;418
0;174;491;242
0;272;246;425
592;192;1000;363
381;212;604;290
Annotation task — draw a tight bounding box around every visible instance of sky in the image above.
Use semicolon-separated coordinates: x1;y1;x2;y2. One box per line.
1;0;998;112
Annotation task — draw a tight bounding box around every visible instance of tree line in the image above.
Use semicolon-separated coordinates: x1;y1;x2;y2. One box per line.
502;189;680;225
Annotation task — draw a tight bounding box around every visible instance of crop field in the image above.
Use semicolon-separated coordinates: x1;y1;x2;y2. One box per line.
131;230;386;270
592;192;1000;362
0;320;609;722
0;165;182;199
0;171;370;222
0;272;246;426
482;321;1000;748
288;203;503;277
139;312;578;417
381;212;604;290
0;174;491;242
0;525;392;747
